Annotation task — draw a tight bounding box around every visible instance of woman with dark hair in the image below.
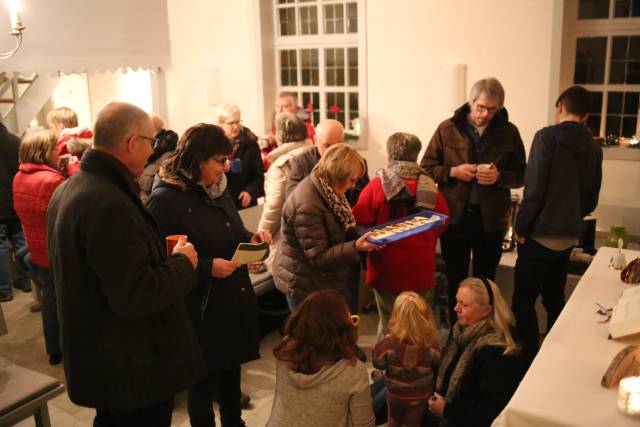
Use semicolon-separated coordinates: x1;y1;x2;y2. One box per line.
12;128;66;364
138;113;179;204
353;132;449;341
147;123;271;427
267;289;374;427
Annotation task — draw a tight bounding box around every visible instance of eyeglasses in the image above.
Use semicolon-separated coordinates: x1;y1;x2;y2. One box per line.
224;120;242;126
211;156;229;165
475;104;498;114
350;314;360;327
136;135;160;150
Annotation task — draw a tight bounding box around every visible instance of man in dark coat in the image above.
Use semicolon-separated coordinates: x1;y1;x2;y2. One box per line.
421;77;526;323
0;120;30;301
47;102;207;426
512;86;602;364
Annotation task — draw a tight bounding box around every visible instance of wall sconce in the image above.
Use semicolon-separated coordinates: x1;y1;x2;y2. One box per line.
1;0;25;60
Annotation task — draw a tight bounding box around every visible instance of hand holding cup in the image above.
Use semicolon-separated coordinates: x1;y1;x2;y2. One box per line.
476;163;500;185
172;237;198;269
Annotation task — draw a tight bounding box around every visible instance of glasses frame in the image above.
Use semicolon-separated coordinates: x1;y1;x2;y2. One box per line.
136;135;160;150
211;156;230;165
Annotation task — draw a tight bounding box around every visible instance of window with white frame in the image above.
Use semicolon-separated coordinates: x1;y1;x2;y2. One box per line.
274;0;365;146
562;0;640;139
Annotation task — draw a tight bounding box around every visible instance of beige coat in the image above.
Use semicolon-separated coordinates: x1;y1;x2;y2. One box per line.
266;359;374;427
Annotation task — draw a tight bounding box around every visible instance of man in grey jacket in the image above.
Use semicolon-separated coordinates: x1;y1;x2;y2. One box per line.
512;85;602;364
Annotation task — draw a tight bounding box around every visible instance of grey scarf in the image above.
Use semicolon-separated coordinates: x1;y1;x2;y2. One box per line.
378;161;438;209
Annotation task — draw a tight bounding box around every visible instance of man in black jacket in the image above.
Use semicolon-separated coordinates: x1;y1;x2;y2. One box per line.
512;86;602;364
0;121;30;301
47;102;207;426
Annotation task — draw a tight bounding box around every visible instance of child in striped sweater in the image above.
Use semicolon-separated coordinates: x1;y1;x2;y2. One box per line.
373;291;441;427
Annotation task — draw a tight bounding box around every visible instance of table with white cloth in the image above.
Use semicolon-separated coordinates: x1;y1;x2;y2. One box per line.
492;246;640;427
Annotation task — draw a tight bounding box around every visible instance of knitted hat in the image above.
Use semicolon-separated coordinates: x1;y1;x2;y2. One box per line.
275;112;308;144
386;132;422;162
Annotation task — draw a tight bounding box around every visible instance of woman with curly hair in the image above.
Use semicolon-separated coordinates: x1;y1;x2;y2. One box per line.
267;289;374;427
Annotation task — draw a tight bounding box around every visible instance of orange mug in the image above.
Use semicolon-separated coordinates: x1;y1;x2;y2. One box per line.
166;235;188;256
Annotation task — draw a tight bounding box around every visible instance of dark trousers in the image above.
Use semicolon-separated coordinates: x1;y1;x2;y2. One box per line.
188;365;242;427
94;399;173;427
512;238;572;364
387;399;427;427
31;264;61;356
440;208;504;323
0;219;30;297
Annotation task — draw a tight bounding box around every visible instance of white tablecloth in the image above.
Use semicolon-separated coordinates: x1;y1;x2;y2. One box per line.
492;246;640;427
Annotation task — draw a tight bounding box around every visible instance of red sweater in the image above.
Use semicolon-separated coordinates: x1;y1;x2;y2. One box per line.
352;177;449;292
13;163;66;268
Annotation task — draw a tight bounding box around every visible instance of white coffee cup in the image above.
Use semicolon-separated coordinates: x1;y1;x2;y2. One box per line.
477;163;491;172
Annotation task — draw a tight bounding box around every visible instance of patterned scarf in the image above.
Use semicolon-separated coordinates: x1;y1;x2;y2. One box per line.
435;319;496;403
378;161;438;209
314;171;356;230
177;167;228;200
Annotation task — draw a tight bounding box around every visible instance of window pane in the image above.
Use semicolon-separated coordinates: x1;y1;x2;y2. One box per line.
579;0;610;19
587;91;603;136
326;92;346;126
614;0;640;16
608;92;624;114
302;92;320;127
300;6;318;35
301;49;319;86
634;0;640;16
609;36;640;84
324;4;344;34
348;47;358;86
606;115;621;136
348;92;359;135
280;50;298;86
278;0;294;3
325;48;345;87
279;7;296;36
623;91;639;114
347;2;358;33
622;116;638;136
574;37;607;84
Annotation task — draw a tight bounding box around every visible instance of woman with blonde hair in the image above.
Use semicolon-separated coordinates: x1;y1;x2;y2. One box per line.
267;289;374;427
273;143;382;310
373;292;440;427
427;277;524;427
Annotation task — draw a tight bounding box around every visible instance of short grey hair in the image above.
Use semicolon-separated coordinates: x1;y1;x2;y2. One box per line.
216;104;241;123
93;102;150;150
386;132;422;162
275;112;307;144
468;77;505;110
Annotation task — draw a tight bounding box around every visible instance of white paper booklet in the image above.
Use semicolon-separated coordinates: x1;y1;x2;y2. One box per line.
610;288;640;339
231;242;270;265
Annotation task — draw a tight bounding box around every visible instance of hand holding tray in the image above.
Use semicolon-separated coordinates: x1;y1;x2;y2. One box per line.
359;210;448;245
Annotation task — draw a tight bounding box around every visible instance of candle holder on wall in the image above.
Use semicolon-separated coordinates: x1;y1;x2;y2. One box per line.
1;0;26;60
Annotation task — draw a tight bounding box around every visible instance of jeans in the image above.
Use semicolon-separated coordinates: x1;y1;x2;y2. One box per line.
440;208;504;323
512;238;572;365
371;376;388;425
187;365;244;427
286;296;299;312
94;398;174;427
31;264;61;356
0;219;30;298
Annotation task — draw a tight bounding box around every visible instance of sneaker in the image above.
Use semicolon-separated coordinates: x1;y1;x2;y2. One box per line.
49;353;63;365
0;294;13;302
13;282;32;293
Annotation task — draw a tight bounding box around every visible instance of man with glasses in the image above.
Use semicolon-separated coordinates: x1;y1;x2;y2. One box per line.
47;101;206;426
421;77;526;323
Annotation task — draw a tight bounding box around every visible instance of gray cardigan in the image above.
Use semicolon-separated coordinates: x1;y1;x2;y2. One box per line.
267;359;374;427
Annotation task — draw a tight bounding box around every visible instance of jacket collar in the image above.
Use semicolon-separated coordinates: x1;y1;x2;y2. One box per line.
18;162;65;176
266;139;313;164
451;103;510;135
80;149;140;204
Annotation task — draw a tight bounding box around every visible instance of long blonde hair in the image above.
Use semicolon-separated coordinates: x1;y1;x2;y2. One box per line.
388;292;439;349
459;277;517;354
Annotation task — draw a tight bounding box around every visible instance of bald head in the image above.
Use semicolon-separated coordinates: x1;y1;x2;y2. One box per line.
315;119;344;156
94;102;153;152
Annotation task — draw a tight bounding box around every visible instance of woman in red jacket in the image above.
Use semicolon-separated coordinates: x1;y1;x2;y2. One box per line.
353;132;449;341
13;128;66;365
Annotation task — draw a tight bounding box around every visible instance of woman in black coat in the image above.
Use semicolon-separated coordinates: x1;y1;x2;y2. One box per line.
147;124;271;427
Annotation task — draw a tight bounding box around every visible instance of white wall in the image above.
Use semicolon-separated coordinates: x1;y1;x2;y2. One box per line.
363;0;563;173
164;0;263;135
52;74;91;127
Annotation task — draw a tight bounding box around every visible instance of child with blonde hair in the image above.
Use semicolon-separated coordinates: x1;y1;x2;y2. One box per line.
373;291;440;427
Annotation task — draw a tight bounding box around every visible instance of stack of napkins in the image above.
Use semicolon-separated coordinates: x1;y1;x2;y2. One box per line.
610;286;640;339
